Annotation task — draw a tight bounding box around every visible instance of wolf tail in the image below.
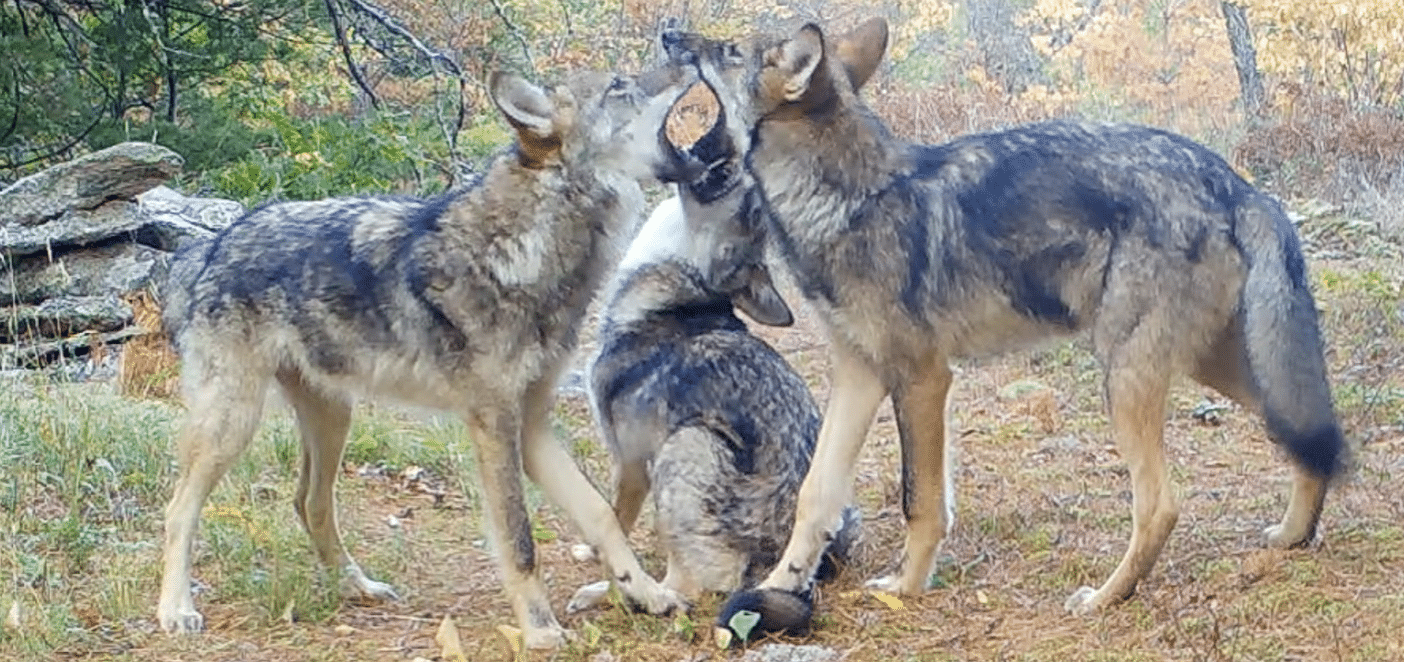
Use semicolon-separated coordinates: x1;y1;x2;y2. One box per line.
1238;194;1347;480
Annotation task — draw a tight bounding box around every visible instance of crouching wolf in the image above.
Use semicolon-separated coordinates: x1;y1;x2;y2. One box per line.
156;64;702;648
664;18;1349;643
565;124;860;633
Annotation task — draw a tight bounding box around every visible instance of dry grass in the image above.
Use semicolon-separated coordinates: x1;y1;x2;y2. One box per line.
1;217;1400;662
117;291;180;401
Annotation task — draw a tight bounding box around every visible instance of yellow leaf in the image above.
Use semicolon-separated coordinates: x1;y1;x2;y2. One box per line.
871;591;906;611
436;614;468;662
838;590;864;600
5;601;20;631
976;589;990;605
333;624;358;636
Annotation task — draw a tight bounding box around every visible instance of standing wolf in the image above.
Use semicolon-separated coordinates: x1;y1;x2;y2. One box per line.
156;64;701;648
664;18;1348;642
565;122;860;622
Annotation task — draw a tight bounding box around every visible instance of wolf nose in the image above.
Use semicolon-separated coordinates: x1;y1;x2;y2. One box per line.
660;30;683;49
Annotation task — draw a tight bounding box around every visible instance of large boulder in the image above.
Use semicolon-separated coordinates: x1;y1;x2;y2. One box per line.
0;142;183;258
0;242;170;306
0;294;133;343
133;185;244;251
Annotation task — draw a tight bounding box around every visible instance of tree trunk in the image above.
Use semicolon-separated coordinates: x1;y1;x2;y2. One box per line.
1220;1;1265;117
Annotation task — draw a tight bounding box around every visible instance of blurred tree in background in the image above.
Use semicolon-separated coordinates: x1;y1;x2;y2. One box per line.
2;0;1402;227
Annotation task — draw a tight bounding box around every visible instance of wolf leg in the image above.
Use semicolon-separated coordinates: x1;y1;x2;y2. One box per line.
277;371;396;601
1191;321;1328;548
866;358;954;594
158;366;269;633
465;401;569;649
715;342;887;646
1065;360;1177;614
514;375;686;618
611;459;651;537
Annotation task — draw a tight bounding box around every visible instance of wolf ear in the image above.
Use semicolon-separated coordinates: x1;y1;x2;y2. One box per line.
489;72;556;139
776;24;826;103
834;17;889;90
733;265;794;327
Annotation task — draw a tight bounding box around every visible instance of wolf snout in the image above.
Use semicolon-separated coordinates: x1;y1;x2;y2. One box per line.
660;30;695;64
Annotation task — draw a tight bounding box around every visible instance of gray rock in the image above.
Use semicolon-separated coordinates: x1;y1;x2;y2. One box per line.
0;142;183;229
740;644;845;662
133;185;244;251
1;294;133;343
0;325;144;370
2;199;154;258
1;242;169;306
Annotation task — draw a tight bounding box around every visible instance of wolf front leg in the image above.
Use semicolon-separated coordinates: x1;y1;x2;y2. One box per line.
514;373;688;617
465;403;569;649
714;341;888;646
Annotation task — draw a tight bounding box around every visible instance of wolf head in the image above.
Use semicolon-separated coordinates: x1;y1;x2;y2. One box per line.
488;63;702;183
659;18;888;155
617;183;792;327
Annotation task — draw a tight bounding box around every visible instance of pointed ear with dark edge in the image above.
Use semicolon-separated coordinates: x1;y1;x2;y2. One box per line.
834;17;889;90
777;24;826;103
733;265;794;327
488;72;556;139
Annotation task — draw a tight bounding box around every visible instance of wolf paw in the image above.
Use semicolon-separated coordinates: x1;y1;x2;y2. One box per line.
713;588;813;648
523;623;574;650
623;582;690;616
1063;586;1101;615
571;543;598;563
863;571;927;595
158;605;205;634
566;580;611;614
1263;524;1318;550
342;566;399;602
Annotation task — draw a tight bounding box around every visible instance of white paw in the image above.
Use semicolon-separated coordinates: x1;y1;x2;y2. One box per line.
158;605;205;634
523;624;574;649
566;580;611;614
625;582;690;616
863;574;905;593
571;543;598;563
1263;524;1318;549
1063;585;1099;615
343;566;400;601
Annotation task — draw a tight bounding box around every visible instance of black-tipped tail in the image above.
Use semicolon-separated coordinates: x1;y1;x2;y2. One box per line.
1239;195;1349;481
714;588;812;647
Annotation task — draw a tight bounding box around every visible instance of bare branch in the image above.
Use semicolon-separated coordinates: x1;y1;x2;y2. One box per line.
324;0;379;109
486;0;536;72
340;0;463;76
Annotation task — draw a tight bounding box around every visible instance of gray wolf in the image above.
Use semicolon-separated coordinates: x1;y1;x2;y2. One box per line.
663;17;1348;643
563;122;860;623
156;64;701;649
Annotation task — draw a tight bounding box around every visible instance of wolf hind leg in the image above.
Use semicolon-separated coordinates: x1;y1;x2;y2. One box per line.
1065;353;1178;615
866;357;954;595
158;363;271;633
276;370;396;602
1190;319;1327;549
